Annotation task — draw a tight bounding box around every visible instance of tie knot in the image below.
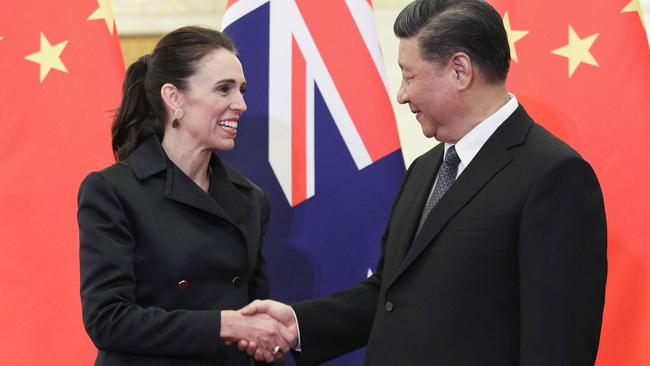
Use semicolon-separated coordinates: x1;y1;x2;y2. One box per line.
444;146;460;166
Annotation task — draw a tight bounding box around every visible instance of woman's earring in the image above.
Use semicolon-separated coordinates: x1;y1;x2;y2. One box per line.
172;108;184;128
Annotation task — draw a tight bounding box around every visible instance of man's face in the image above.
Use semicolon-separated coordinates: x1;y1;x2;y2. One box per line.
397;37;461;143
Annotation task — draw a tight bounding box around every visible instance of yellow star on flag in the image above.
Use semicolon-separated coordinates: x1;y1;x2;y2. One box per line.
621;0;646;28
24;32;69;83
88;0;116;35
502;12;529;63
551;25;599;78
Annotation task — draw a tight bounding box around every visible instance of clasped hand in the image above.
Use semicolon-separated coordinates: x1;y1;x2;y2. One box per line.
221;300;297;363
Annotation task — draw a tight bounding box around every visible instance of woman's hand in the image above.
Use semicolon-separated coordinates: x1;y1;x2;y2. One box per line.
220;310;294;363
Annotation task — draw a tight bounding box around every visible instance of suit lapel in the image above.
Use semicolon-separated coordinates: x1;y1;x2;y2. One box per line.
386;106;533;289
380;146;442;285
392;146;443;267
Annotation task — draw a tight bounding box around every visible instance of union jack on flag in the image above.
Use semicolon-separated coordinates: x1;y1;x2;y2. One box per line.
221;2;405;364
223;0;401;206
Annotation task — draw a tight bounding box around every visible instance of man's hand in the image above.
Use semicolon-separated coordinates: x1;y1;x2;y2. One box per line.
220;309;295;363
237;300;299;362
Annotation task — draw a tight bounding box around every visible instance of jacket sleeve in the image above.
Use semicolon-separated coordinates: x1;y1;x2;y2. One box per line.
290;159;418;366
290;274;380;366
78;172;225;356
518;155;607;365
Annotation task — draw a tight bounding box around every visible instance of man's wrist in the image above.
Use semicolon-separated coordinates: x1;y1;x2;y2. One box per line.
289;307;302;351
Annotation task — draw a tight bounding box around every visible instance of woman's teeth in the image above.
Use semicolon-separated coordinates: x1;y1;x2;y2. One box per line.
218;120;238;130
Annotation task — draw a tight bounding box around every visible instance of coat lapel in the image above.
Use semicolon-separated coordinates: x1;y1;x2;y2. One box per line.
391;146;443;267
127;136;251;235
164;162;236;224
386;106;533;289
164;153;260;275
380;145;443;285
208;157;250;227
208;158;259;275
127;136;259;277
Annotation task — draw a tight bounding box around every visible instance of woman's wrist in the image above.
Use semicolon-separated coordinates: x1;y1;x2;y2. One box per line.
220;310;240;340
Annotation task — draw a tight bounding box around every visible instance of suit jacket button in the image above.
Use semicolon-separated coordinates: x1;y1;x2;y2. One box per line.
232;276;242;288
385;301;394;312
178;280;189;289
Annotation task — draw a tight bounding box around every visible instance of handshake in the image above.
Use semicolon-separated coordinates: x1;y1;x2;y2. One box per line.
221;300;299;363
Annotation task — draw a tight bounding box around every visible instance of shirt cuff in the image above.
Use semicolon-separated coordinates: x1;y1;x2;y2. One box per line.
290;306;302;352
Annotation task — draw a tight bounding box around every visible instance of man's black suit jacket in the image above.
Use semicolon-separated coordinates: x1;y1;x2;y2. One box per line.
293;105;607;366
78;137;272;366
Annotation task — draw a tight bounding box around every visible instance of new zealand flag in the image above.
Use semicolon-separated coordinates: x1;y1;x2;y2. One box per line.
222;2;405;364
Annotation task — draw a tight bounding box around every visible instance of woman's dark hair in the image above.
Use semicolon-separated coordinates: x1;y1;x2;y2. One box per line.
111;26;236;161
394;0;510;83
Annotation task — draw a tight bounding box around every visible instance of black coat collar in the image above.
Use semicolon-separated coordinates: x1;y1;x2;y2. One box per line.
127;136;253;189
125;136;253;226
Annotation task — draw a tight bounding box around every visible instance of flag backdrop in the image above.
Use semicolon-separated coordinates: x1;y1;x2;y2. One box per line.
0;0;123;364
222;1;405;365
2;0;646;365
488;1;650;365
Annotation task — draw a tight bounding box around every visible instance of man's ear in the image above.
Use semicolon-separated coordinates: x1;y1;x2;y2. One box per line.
448;52;473;90
160;83;183;110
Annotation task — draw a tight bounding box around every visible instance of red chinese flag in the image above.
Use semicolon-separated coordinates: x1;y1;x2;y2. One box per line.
488;0;650;364
0;0;124;364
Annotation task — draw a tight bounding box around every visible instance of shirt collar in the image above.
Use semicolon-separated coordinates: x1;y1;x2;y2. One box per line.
445;93;519;169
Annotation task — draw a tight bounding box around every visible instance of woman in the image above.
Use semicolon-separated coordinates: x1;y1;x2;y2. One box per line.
77;26;291;366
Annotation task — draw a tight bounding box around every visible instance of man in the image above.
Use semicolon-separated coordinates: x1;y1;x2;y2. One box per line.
241;0;607;364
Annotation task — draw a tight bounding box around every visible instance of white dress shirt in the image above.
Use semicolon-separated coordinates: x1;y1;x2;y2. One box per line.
443;93;519;177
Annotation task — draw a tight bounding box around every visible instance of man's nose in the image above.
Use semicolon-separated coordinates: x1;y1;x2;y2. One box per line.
396;82;408;104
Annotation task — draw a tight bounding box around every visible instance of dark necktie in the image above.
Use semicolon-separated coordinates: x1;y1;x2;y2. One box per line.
415;145;461;236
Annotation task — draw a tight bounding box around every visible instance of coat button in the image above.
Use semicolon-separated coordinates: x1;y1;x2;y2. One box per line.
385;301;394;312
178;280;189;289
232;276;242;288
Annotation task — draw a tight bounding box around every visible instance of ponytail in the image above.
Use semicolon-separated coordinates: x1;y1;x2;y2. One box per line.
111;54;163;161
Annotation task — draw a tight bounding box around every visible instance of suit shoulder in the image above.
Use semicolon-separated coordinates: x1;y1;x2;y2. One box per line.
516;122;601;188
525;123;582;160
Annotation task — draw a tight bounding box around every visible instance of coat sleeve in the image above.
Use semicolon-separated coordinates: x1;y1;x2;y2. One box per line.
290;159;418;366
78;172;225;356
518;155;607;365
